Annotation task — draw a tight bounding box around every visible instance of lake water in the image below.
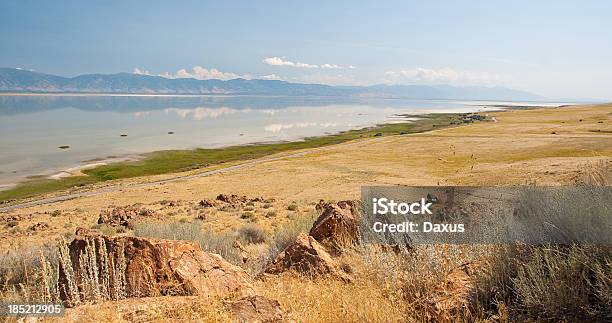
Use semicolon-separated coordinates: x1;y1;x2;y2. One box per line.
0;95;570;187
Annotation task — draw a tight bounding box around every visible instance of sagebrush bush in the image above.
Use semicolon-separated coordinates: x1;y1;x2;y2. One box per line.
514;245;612;320
237;223;267;244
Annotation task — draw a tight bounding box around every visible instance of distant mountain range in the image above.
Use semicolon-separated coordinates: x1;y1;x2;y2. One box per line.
0;67;544;101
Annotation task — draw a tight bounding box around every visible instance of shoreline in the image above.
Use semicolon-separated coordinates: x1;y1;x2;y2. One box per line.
0;112;471;203
0;105;522;189
2;102;592;204
0;104;499;189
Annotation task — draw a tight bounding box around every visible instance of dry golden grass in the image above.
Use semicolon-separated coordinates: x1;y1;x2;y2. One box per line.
58;296;231;322
258;273;406;322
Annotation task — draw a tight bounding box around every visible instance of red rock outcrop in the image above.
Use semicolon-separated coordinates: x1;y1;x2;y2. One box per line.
29;222;50;231
264;233;350;281
309;200;361;249
215;194;275;208
97;205;157;228
216;194;248;207
225;295;285;322
59;234;254;305
198;199;217;208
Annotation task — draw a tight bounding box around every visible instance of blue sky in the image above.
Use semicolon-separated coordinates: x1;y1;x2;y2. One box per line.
1;0;611;99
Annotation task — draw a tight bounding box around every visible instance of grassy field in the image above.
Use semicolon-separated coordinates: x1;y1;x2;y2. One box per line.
0;113;464;202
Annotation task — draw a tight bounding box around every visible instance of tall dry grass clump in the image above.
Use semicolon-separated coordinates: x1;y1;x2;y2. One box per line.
258;272;406;322
0;237;129;308
513;245;612;320
61;236;128;306
0;245;60;304
578;159;612;186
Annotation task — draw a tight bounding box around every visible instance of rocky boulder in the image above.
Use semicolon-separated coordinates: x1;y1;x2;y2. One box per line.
264;233;350;281
215;194;275;208
216;194;248;207
309;200;361;249
29;222;50;231
97;205;156;228
59;234;254;306
198;199;217;208
225;295;285;322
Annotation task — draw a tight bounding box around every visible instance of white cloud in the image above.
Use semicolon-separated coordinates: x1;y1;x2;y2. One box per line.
133;67;152;75
263;57;318;68
320;64;342;69
295;62;318;69
133;66;248;81
263;57;349;69
260;74;283;80
262;57;293;67
384;68;503;85
173;66;248;80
